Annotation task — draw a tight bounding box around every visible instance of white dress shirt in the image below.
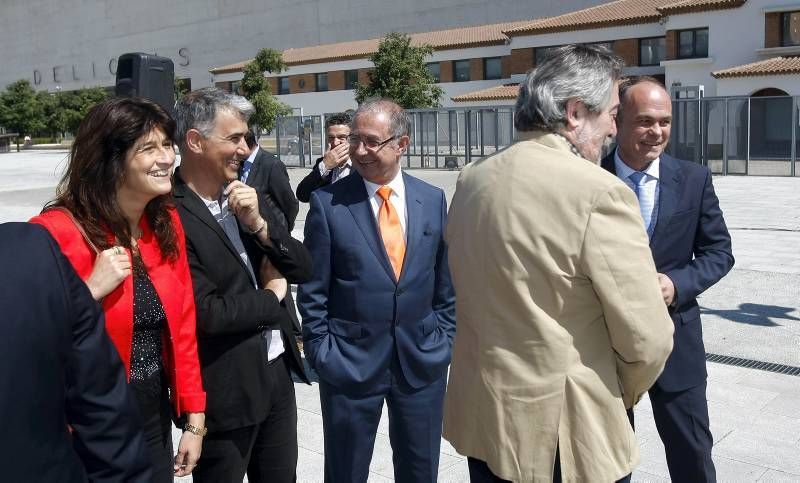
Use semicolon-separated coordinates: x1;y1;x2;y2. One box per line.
202;192;285;362
240;145;259;183
614;150;660;236
362;168;408;241
318;159;352;184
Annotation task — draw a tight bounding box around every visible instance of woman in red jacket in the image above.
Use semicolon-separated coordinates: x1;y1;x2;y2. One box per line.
30;97;206;481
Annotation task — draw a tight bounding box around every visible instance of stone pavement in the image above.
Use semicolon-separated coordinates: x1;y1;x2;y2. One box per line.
1;151;798;482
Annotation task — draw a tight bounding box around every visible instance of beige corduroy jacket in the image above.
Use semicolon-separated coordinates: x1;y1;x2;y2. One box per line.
443;131;674;482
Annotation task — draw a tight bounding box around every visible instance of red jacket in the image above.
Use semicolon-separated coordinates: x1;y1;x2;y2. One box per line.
30;208;206;415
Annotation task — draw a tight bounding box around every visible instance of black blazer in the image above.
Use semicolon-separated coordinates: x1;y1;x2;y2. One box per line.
295;156;331;203
0;223;151;482
173;171;312;433
242;147;299;231
601;152;734;391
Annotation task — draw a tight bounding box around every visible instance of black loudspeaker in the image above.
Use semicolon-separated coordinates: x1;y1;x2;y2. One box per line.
115;53;175;114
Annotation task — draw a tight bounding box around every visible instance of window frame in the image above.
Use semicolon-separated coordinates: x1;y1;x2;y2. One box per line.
278;76;290;95
453;59;471;82
483;57;503;80
638;36;666;66
780;10;800;47
426;62;441;83
344;70;359;90
676;27;709;59
315;72;328;92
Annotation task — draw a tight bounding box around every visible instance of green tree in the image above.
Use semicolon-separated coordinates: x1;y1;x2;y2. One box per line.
240;48;292;133
0;80;46;149
355;32;443;109
57;86;109;134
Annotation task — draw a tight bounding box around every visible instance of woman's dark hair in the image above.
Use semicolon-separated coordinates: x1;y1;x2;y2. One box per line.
48;96;179;262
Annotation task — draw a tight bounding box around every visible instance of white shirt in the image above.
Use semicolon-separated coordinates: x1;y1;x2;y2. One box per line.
318;158;352;184
240;145;259;184
362;168;408;242
614;150;660;235
201;191;285;362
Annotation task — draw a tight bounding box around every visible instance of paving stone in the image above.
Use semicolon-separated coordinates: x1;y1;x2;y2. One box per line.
763;393;800;420
757;469;800;482
713;455;770;482
714;432;800;475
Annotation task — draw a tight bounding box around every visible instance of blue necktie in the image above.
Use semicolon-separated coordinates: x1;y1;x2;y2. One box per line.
628;171;653;235
240;160;253;183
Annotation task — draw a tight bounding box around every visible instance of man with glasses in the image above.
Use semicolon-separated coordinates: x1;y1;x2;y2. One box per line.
296;112;354;203
299;98;456;483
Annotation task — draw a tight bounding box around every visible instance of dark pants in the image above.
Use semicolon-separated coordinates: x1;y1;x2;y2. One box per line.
319;370;447;483
468;450;631;483
637;381;716;482
130;371;173;483
193;355;298;483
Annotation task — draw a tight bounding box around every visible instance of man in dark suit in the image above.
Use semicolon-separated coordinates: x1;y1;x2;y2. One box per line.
602;76;734;483
299;99;456;483
295;112;353;203
0;223;151;482
243;130;299;230
173;88;312;483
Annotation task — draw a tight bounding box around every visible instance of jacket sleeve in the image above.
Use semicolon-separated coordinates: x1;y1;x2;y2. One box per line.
580;184;674;408
665;168;734;307
267;156;300;231
433;190;456;344
296;158;329;203
297;191;332;369
185;233;287;337
54;233;152;483
170;212;206;413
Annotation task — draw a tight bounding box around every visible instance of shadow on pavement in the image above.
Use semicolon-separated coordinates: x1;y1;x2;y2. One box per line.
701;302;800;327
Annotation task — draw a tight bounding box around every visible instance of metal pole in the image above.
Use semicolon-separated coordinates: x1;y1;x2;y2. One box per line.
791;96;797;177
479;110;485;157
746;98;751;175
275;117;282;163
434;111;440;168
722;99;728;176
465;110;472;165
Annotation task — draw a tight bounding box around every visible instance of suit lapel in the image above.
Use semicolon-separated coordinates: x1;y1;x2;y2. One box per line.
173;172;251;275
342;174;397;282
399;173;423;284
650;155;683;245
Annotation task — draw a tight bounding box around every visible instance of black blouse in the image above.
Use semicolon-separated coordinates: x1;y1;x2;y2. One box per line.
130;261;166;382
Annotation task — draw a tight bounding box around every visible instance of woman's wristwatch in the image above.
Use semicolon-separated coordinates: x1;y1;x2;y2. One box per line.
184;423;208;436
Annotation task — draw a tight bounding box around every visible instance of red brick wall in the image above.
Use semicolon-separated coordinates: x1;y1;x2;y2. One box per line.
613;39;639;67
328;70;345;91
440;61;454;83
470;58;483;81
665;30;678;60
510;48;534;73
290;74;316;93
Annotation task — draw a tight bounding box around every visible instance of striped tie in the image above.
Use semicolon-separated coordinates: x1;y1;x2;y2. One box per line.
628;171;654;236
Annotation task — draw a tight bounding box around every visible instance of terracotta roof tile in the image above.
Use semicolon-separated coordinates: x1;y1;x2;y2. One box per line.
504;0;670;36
451;84;520;102
712;56;800;78
210;21;530;73
657;0;746;16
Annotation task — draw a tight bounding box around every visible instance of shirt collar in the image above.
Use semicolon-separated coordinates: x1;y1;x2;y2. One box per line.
363;166;405;200
614;149;660;180
245;145;259;164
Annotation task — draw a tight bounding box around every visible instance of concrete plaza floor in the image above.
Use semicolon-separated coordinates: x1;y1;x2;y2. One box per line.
1;150;798;482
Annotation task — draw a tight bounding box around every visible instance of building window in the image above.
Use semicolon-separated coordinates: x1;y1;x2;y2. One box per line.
231;80;242;95
639;37;666;66
781;11;800;46
454;60;471;82
484;57;502;80
426;62;441;82
585;41;613;51
677;28;709;59
345;70;359;90
278;76;289;95
534;46;561;65
316;73;328;92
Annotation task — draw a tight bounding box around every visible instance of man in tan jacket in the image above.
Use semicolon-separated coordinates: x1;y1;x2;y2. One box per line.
443;44;674;482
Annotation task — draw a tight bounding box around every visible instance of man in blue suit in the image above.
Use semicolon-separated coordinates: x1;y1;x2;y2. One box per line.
299;98;456;483
602;77;734;483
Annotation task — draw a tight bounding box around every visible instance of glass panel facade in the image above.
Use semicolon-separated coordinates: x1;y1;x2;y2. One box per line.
639;37;665;66
426;62;441;82
781;11;800;46
316;72;328;92
677;28;708;59
345;70;358;90
454;60;470;82
278;77;289;95
534;46;560;65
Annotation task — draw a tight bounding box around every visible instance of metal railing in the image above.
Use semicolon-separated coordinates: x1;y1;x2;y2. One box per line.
262;96;800;177
669;95;800;176
264;106;515;169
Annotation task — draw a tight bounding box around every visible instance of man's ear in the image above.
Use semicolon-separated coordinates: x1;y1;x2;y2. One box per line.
564;98;585;130
185;129;204;154
396;135;410;153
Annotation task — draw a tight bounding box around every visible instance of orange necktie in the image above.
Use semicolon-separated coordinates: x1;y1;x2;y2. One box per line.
377;186;406;279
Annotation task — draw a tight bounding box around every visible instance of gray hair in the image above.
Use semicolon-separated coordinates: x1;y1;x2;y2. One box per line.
175;87;255;149
514;44;624;132
353;98;410;140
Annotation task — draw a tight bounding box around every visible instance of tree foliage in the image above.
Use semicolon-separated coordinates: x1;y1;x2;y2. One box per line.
240;48;292;133
355;32;443;109
0;80;45;144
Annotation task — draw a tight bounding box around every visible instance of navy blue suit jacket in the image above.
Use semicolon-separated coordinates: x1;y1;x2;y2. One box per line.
602;152;734;391
0;223;151;482
299;171;456;391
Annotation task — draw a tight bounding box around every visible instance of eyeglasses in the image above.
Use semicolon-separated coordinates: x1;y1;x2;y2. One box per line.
347;134;396;150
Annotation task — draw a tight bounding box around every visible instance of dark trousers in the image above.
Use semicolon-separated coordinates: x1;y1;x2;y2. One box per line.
193;355;298;483
319;370;447;483
637;381;716;482
468;451;631;483
130;372;173;483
